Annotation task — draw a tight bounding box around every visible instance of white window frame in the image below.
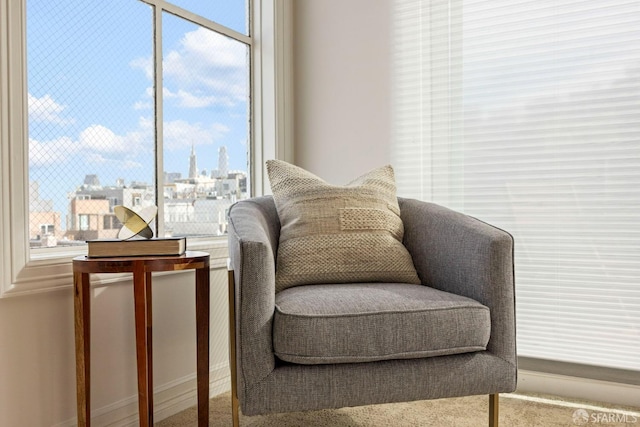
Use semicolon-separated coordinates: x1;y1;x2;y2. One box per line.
0;0;293;297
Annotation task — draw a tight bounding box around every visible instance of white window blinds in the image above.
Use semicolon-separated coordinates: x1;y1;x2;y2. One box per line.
392;0;640;371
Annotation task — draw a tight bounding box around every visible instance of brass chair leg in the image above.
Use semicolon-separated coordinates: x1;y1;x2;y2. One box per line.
231;388;240;427
489;394;499;427
228;269;240;427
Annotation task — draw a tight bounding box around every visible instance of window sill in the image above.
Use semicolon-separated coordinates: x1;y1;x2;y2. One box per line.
2;236;229;298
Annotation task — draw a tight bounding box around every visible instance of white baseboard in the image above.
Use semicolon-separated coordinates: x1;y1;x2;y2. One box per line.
54;363;231;427
517;369;640;408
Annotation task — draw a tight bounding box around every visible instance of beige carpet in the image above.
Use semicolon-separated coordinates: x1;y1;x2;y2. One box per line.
158;391;640;427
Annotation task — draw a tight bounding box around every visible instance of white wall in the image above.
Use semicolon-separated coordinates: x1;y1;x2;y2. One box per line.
0;255;230;426
293;0;393;183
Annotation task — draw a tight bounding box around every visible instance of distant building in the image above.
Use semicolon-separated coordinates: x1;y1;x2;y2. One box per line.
29;211;62;245
217;146;229;178
188;144;198;179
164;172;182;184
65;197;120;241
164;198;232;236
64;176;155;241
161;146;246;237
29;181;62;246
73;181;155;210
30;141;249;248
83;174;101;188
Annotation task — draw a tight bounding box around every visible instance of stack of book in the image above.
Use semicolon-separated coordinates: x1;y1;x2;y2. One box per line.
86;237;186;258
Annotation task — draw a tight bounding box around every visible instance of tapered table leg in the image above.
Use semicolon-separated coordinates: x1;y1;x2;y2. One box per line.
145;271;153;424
133;262;153;427
196;266;210;426
74;272;91;427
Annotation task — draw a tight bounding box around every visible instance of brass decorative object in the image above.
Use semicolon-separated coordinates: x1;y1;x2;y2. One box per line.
114;205;158;240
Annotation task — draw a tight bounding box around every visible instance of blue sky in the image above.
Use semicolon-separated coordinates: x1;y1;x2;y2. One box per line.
27;0;249;216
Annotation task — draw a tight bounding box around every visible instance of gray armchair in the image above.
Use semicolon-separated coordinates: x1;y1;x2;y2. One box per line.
227;196;516;426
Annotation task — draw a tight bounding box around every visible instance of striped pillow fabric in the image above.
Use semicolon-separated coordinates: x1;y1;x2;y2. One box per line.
266;160;420;292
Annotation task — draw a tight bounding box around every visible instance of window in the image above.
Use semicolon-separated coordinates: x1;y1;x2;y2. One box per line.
39;224;54;236
78;215;90;232
103;215;120;230
26;0;250;251
392;0;640;374
1;0;292;296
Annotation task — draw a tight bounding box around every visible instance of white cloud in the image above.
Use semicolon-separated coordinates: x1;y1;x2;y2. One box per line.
130;27;248;108
84;153;109;164
163;119;230;151
28;93;74;125
29;137;78;167
162;29;247;86
163;87;226;108
121;159;144;169
130;57;153;80
122;117;154;153
78;118;152;154
85;153;143;170
138;85;232;109
131;87;156;110
181;28;246;69
31;117;154;169
30;116;229;169
133;101;153;110
79;125;128;153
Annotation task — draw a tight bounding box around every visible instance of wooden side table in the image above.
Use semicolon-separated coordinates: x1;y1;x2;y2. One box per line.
73;251;211;427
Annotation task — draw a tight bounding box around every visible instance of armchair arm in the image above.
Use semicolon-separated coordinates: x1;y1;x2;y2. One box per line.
227;196;281;398
398;198;516;366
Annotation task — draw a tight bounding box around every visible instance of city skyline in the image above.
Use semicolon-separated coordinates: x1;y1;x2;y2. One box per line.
29;143;247;247
27;0;250;225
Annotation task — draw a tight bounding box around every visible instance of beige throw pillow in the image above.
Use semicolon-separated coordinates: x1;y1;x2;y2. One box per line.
266;160;421;292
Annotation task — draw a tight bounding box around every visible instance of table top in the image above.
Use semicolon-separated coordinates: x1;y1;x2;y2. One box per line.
72;250;210;274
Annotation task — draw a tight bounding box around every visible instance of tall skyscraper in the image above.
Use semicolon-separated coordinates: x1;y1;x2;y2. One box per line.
218;146;229;178
188;144;198;179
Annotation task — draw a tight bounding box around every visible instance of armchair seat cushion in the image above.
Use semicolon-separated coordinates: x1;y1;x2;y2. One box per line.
273;283;491;365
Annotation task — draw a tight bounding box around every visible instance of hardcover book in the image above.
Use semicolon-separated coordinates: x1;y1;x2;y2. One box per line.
86;237;186;258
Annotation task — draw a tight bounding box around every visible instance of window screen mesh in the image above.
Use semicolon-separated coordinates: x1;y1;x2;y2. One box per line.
27;0;153;247
27;0;250;248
